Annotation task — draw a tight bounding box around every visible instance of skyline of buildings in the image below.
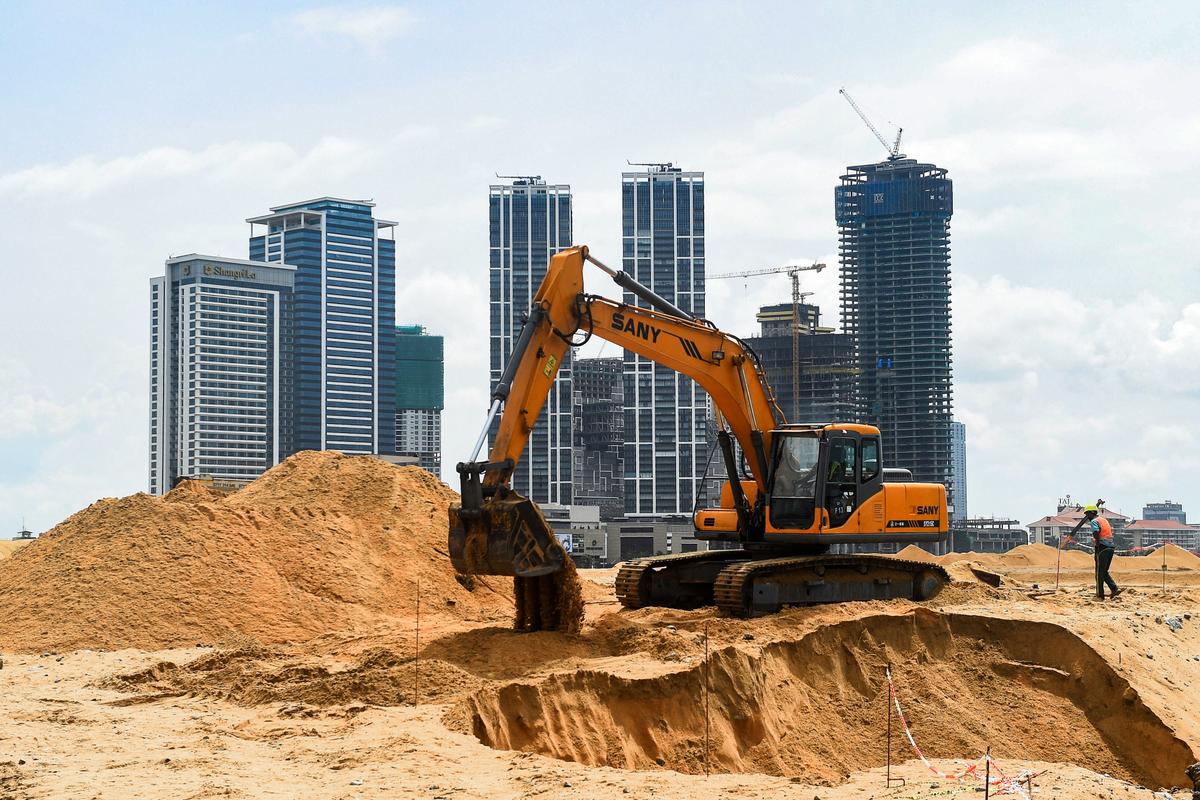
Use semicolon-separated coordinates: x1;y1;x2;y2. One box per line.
143;162;978;544
149;255;295;494
488;178;575;505
621;164;707;518
247;198;398;457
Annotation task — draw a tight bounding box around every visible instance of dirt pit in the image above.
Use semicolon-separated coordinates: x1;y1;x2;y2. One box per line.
457;608;1194;788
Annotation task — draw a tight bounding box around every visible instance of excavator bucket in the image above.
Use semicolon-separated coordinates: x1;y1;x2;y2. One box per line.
448;489;564;578
448;476;580;633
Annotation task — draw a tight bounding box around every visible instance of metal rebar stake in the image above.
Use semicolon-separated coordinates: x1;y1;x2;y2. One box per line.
984;746;991;800
885;663;904;787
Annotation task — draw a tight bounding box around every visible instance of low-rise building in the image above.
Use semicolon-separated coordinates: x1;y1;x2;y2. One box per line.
1124;519;1200;551
1027;505;1132;548
601;519;710;565
950;517;1027;553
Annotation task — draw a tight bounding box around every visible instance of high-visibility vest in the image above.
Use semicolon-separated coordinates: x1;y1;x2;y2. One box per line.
1093;516;1114;543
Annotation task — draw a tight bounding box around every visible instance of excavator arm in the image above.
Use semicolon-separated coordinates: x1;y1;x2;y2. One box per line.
449;246;783;629
484;245;781;490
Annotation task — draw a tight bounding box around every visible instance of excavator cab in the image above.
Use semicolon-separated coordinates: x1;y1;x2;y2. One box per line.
698;424;906;543
765;425;885;535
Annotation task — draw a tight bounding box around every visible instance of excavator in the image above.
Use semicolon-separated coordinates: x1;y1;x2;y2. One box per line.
449;246;949;630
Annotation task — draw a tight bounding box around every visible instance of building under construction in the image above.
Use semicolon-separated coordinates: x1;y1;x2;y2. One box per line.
744;303;857;423
571;356;625;520
836;158;954;515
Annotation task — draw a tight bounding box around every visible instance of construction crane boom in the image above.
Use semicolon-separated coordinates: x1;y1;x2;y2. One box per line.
710;262;826;420
839;88;904;160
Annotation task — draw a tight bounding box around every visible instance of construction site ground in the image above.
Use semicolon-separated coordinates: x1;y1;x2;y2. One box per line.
2;453;1198;799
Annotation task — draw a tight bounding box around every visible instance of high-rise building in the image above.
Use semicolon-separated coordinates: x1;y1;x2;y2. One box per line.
621;164;706;517
572;356;625;520
149;255;294;494
247;198;396;456
1142;500;1186;524
836;158;953;492
488;178;573;504
744;302;857;423
395;325;443;474
950;420;967;522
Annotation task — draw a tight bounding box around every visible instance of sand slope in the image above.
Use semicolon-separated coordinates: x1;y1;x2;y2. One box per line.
0;452;512;652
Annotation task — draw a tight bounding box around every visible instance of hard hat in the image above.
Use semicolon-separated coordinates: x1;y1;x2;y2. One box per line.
1083;503;1099;513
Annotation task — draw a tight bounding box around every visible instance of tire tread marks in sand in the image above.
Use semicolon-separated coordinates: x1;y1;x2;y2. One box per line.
455;609;1194;788
101;646;482;707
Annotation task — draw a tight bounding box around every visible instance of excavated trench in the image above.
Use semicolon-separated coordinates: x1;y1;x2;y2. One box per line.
457;609;1195;788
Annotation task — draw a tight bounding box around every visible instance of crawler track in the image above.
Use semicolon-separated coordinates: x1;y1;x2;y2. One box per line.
616;550;750;610
714;554;948;617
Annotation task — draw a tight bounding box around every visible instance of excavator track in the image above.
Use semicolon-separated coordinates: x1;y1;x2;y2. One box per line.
713;554;948;618
616;549;751;610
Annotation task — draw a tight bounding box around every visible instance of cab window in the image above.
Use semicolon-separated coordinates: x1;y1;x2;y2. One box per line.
828;438;856;483
770;435;820;528
861;438;880;481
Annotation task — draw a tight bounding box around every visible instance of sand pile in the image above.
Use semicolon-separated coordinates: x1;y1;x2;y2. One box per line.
1117;542;1200;570
893;544;938;563
996;542;1062;567
0;452;513;652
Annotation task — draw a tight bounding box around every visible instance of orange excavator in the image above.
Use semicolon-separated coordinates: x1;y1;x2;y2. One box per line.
449;246;949;630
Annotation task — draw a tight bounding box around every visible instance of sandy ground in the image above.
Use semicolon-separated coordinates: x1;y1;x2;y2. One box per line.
3;560;1199;800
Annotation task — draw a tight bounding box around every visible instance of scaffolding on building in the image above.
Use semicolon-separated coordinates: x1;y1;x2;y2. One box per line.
836;158;954;507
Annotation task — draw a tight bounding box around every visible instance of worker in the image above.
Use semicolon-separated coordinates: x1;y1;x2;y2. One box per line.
1069;503;1121;599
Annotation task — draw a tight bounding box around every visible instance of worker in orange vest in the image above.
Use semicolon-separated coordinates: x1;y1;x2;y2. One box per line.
1070;503;1122;599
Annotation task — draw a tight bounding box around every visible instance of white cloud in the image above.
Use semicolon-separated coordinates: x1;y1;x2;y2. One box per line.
288;5;414;49
0;137;388;199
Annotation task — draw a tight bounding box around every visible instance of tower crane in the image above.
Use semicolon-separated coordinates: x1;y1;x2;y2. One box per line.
839;88;904;161
709;262;826;420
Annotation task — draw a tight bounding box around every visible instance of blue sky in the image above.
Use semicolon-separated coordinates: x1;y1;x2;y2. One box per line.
3;1;1200;532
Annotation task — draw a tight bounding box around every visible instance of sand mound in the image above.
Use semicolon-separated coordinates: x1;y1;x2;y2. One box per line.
893;544;938;563
103;645;481;707
1117;542;1200;570
997;542;1062;567
0;452;513;652
458;609;1193;787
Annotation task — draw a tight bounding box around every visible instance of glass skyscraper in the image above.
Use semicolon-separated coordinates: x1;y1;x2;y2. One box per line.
149;255;295;494
621;165;706;517
395;324;444;475
247;198;396;455
488;178;573;504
